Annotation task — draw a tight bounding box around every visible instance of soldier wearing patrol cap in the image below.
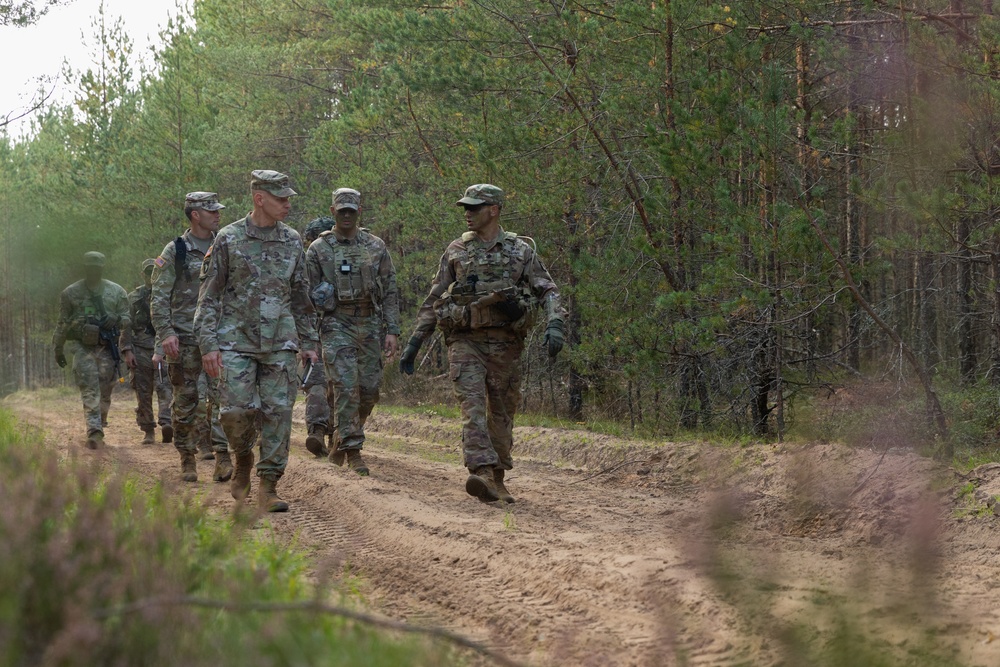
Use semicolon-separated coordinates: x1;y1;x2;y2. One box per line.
305;188;401;475
196;170;319;512
400;184;566;504
150;191;231;483
120;258;173;444
52;251;131;449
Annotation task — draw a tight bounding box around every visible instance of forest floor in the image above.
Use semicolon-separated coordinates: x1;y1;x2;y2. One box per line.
6;387;1000;667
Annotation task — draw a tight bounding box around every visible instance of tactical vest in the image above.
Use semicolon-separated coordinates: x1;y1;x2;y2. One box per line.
319;231;381;306
435;231;537;332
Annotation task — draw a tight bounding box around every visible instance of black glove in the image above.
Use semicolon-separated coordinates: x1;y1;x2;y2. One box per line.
55;350;67;368
544;320;564;358
399;337;423;375
98;315;120;330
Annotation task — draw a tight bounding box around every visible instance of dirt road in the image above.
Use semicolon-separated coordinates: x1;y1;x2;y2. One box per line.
7;389;1000;666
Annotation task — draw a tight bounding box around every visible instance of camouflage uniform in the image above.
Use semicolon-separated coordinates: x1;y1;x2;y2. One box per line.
195;172;318;483
193;370;229;454
151;200;227;459
305;190;400;460
301;216;336;447
52;252;130;441
120;261;173;436
406;185;564;480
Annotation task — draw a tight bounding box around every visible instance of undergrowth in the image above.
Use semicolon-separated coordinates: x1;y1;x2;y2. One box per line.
0;409;457;667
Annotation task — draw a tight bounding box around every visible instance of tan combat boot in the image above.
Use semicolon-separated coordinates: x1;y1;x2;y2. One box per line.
258;477;289;513
305;426;328;457
494;468;515;504
180;451;198;482
465;465;499;502
230;450;254;501
213;450;234;482
141;429;156;445
86;431;104;450
161;425;173;443
346;449;369;476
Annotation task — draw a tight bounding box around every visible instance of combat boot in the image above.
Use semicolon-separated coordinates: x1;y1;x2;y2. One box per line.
213;450;234;482
161;425;173;443
86;430;104;450
346;449;369;476
231;450;254;501
180;451;198;483
465;465;499;502
258;477;289;513
141;429;156;445
305;426;328;457
199;445;215;461
494;468;515;504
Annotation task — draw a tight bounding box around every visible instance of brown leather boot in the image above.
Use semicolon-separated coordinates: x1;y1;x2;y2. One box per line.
305;426;328;457
494;468;515;504
346;449;369;476
213;450;234;482
180;451;198;483
230;450;254;501
465;465;499;502
141;429;156;445
161;425;173;443
258;477;289;513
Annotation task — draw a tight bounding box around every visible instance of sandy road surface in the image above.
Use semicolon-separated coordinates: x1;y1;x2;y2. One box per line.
7;389;1000;666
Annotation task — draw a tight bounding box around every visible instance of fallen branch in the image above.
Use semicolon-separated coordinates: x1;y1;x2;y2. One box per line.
97;595;528;667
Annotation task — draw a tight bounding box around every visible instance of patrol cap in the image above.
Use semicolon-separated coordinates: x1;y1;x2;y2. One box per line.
332;188;361;211
141;258;157;272
184;191;226;211
456;183;504;207
83;251;105;267
250;170;297;197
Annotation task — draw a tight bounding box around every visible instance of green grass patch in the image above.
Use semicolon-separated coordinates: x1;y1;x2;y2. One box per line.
0;408;460;667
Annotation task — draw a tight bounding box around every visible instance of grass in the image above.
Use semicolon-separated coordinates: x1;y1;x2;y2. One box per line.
0;407;461;667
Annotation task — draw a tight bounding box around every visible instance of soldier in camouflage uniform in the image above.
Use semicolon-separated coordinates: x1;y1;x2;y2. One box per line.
301;216;336;458
191;371;229;459
120;259;173;445
151;191;232;483
53;251;131;449
400;184;565;503
305;188;400;475
196;170;319;512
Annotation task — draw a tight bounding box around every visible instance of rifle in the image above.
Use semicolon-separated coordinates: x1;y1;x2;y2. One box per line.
98;326;124;383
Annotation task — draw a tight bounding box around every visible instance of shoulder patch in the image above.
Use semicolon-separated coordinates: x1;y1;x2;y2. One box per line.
204;245;214;260
154;256;166;268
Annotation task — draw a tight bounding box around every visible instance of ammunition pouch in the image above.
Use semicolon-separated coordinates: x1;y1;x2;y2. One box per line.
436;280;537;333
81;323;101;346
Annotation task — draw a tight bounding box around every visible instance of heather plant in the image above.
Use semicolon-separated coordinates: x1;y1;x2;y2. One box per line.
0;409;458;667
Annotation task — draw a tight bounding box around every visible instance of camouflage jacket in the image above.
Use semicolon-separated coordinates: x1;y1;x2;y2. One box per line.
120;285;156;351
195;215;318;354
411;227;562;343
304;228;401;335
52;279;130;350
150;229;214;347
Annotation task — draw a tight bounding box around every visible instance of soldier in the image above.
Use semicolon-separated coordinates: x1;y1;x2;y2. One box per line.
196;170;319;512
305;188;400;475
52;251;130;449
150;191;232;484
192;371;230;460
400;184;565;503
120;259;173;444
301;216;336;458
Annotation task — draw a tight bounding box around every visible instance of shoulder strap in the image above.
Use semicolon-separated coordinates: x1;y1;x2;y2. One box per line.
174;236;189;280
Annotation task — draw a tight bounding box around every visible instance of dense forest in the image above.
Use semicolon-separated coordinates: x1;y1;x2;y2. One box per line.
2;0;999;448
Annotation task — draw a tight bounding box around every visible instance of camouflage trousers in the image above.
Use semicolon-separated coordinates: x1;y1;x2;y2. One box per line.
167;343;224;455
66;340;119;436
302;358;332;434
219;350;298;480
194;372;228;453
447;335;524;471
129;345;172;431
320;312;384;451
